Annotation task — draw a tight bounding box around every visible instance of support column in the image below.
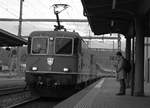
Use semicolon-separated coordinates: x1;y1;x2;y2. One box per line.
126;36;131;61
118;33;121;51
125;36;131;88
17;0;24;74
134;15;145;96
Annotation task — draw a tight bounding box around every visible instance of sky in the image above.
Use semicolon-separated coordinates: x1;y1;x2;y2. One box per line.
0;0;86;19
0;0;126;50
0;0;91;36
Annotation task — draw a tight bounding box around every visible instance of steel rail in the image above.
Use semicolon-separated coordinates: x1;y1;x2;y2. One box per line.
0;85;26;96
8;96;40;108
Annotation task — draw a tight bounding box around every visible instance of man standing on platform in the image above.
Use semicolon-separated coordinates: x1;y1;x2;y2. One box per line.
115;51;126;95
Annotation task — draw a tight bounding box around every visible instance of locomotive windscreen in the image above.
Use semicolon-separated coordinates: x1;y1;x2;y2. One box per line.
32;37;48;54
55;37;73;55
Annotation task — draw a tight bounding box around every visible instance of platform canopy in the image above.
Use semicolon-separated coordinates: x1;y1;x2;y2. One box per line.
0;29;27;46
81;0;138;36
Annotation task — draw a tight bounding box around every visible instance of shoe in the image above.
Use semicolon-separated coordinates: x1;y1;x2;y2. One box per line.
116;92;125;95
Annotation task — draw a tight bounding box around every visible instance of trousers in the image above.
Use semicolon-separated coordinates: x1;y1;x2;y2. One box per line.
119;79;126;93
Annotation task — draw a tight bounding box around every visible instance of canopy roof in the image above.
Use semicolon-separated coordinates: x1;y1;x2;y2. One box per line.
81;0;137;35
0;29;27;46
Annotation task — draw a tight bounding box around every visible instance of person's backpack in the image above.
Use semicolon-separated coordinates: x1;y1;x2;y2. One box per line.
123;58;131;73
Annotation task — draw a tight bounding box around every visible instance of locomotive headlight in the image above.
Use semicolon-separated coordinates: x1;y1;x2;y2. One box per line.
49;37;54;41
32;67;38;71
63;68;69;72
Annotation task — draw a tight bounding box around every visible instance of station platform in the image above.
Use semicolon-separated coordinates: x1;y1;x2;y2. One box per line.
54;78;150;108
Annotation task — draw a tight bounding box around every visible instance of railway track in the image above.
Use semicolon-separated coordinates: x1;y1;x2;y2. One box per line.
0;86;40;108
7;94;39;108
0;85;26;96
14;98;61;108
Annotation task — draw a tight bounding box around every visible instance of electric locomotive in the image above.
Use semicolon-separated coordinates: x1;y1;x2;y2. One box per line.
26;30;100;97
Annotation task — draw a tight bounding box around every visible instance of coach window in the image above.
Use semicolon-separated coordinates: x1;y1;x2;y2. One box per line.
32;37;48;54
55;38;73;55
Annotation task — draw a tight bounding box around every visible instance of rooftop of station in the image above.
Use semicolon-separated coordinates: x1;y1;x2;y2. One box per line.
81;0;136;35
0;29;27;47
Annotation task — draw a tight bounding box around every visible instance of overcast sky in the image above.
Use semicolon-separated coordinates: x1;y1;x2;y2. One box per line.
0;0;125;50
0;0;91;35
0;0;86;19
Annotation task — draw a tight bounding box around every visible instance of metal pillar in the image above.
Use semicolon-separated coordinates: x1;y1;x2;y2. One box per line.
148;58;150;82
131;36;135;96
125;36;131;88
134;15;145;96
145;38;149;82
126;36;131;60
118;33;121;51
16;0;24;73
113;40;115;52
18;0;23;37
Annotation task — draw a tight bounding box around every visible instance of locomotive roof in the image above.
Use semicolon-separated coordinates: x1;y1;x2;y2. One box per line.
29;31;82;39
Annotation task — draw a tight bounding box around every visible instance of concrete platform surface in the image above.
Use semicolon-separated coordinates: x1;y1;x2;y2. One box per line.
54;78;150;108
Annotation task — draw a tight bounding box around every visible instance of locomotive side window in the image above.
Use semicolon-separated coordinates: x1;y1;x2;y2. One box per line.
49;37;54;54
27;37;31;54
32;37;48;54
55;38;73;55
74;38;79;54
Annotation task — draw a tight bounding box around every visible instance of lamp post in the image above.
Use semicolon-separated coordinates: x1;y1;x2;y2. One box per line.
16;0;24;74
